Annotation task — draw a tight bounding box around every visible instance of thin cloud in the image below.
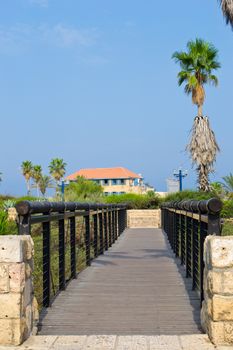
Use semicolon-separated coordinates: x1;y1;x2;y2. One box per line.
0;23;98;54
40;24;97;48
29;0;49;8
0;24;32;54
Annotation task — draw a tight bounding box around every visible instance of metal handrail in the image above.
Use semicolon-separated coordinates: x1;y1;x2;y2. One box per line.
161;198;222;303
16;201;128;309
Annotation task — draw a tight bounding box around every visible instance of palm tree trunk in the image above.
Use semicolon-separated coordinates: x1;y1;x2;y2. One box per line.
27;179;31;196
198;104;203;117
198;164;211;192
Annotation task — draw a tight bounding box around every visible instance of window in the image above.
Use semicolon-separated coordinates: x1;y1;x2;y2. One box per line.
112;179;117;185
119;179;125;185
112;192;117;195
120;192;125;194
104;192;109;196
103;179;109;185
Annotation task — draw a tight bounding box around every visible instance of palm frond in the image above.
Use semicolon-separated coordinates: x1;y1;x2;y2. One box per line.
220;0;233;28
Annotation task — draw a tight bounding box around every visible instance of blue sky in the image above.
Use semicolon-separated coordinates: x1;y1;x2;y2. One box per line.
0;0;232;195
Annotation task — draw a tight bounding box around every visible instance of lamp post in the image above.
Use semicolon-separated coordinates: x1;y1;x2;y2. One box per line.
173;168;188;192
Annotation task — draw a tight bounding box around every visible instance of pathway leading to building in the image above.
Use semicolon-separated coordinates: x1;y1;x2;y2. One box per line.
39;228;201;336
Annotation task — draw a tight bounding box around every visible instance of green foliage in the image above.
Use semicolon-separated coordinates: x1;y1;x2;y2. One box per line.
49;158;66;183
32;165;42;183
3;200;16;211
105;192;161;209
221;200;233;218
0;211;17;235
221;173;233;193
65;176;104;202
172;39;220;104
163;190;215;202
0;211;8;234
222;220;233;236
39;175;52;196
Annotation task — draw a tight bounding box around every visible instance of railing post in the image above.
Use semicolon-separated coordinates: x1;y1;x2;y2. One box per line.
112;209;115;244
59;216;65;291
104;210;108;250
70;215;76;279
99;210;104;254
93;213;98;257
43;218;51;307
18;214;31;235
108;208;112;247
85;213;91;266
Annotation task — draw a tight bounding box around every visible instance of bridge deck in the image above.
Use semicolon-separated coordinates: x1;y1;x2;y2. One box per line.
39;228;202;335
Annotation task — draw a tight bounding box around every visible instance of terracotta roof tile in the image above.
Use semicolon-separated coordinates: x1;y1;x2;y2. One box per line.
66;167;142;181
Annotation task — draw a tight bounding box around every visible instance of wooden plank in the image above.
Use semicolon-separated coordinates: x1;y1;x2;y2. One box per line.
39;228;202;336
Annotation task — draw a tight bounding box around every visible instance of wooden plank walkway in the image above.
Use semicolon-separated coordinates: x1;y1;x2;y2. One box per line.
39;228;202;335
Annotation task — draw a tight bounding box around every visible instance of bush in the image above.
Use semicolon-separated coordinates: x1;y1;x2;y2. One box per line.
162;190;216;203
0;211;17;235
65;176;104;202
105;193;161;209
221;200;233;218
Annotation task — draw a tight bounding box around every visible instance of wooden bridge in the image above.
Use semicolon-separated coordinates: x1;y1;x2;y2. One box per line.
15;199;222;341
39;228;201;335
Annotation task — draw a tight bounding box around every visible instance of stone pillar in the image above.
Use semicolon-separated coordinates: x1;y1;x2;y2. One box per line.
0;235;38;345
201;236;233;345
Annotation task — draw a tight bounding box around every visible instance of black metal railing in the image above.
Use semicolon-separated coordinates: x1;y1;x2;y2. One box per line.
161;198;222;302
16;201;127;309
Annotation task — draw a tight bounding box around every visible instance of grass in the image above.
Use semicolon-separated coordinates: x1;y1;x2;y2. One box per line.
222;219;233;236
32;216;92;310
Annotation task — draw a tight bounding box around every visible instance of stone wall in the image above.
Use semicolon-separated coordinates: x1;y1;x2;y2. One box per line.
127;210;161;228
201;236;233;345
0;236;38;345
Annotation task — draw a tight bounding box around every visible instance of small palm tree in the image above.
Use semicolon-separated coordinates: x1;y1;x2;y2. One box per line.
49;158;67;195
172;39;221;192
39;175;52;197
32;165;42;197
222;173;233;192
219;0;233;28
21;161;33;195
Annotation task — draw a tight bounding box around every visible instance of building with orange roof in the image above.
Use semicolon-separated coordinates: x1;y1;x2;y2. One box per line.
66;167;154;195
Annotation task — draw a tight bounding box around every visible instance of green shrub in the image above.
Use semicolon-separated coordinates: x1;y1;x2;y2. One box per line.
0;211;8;234
221;200;233;218
65;176;104;202
105;193;161;209
162;190;216;203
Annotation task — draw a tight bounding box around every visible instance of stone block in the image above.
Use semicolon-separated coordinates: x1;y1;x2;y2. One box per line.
0;236;23;263
21;236;34;261
0;264;9;293
224;322;233;343
9;263;25;293
25;262;32;279
212;295;233;321
0;293;22;318
207;269;233;295
0;318;25;345
207;237;233;268
208;320;225;345
22;278;33;309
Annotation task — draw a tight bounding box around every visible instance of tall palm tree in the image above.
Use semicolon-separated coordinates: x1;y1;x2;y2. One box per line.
172;39;221;192
0;172;2;183
219;0;233;28
49;158;67;195
21;161;33;195
39;175;52;197
32;165;42;197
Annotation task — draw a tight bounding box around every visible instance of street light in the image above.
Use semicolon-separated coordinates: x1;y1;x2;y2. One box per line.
173;168;188;192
